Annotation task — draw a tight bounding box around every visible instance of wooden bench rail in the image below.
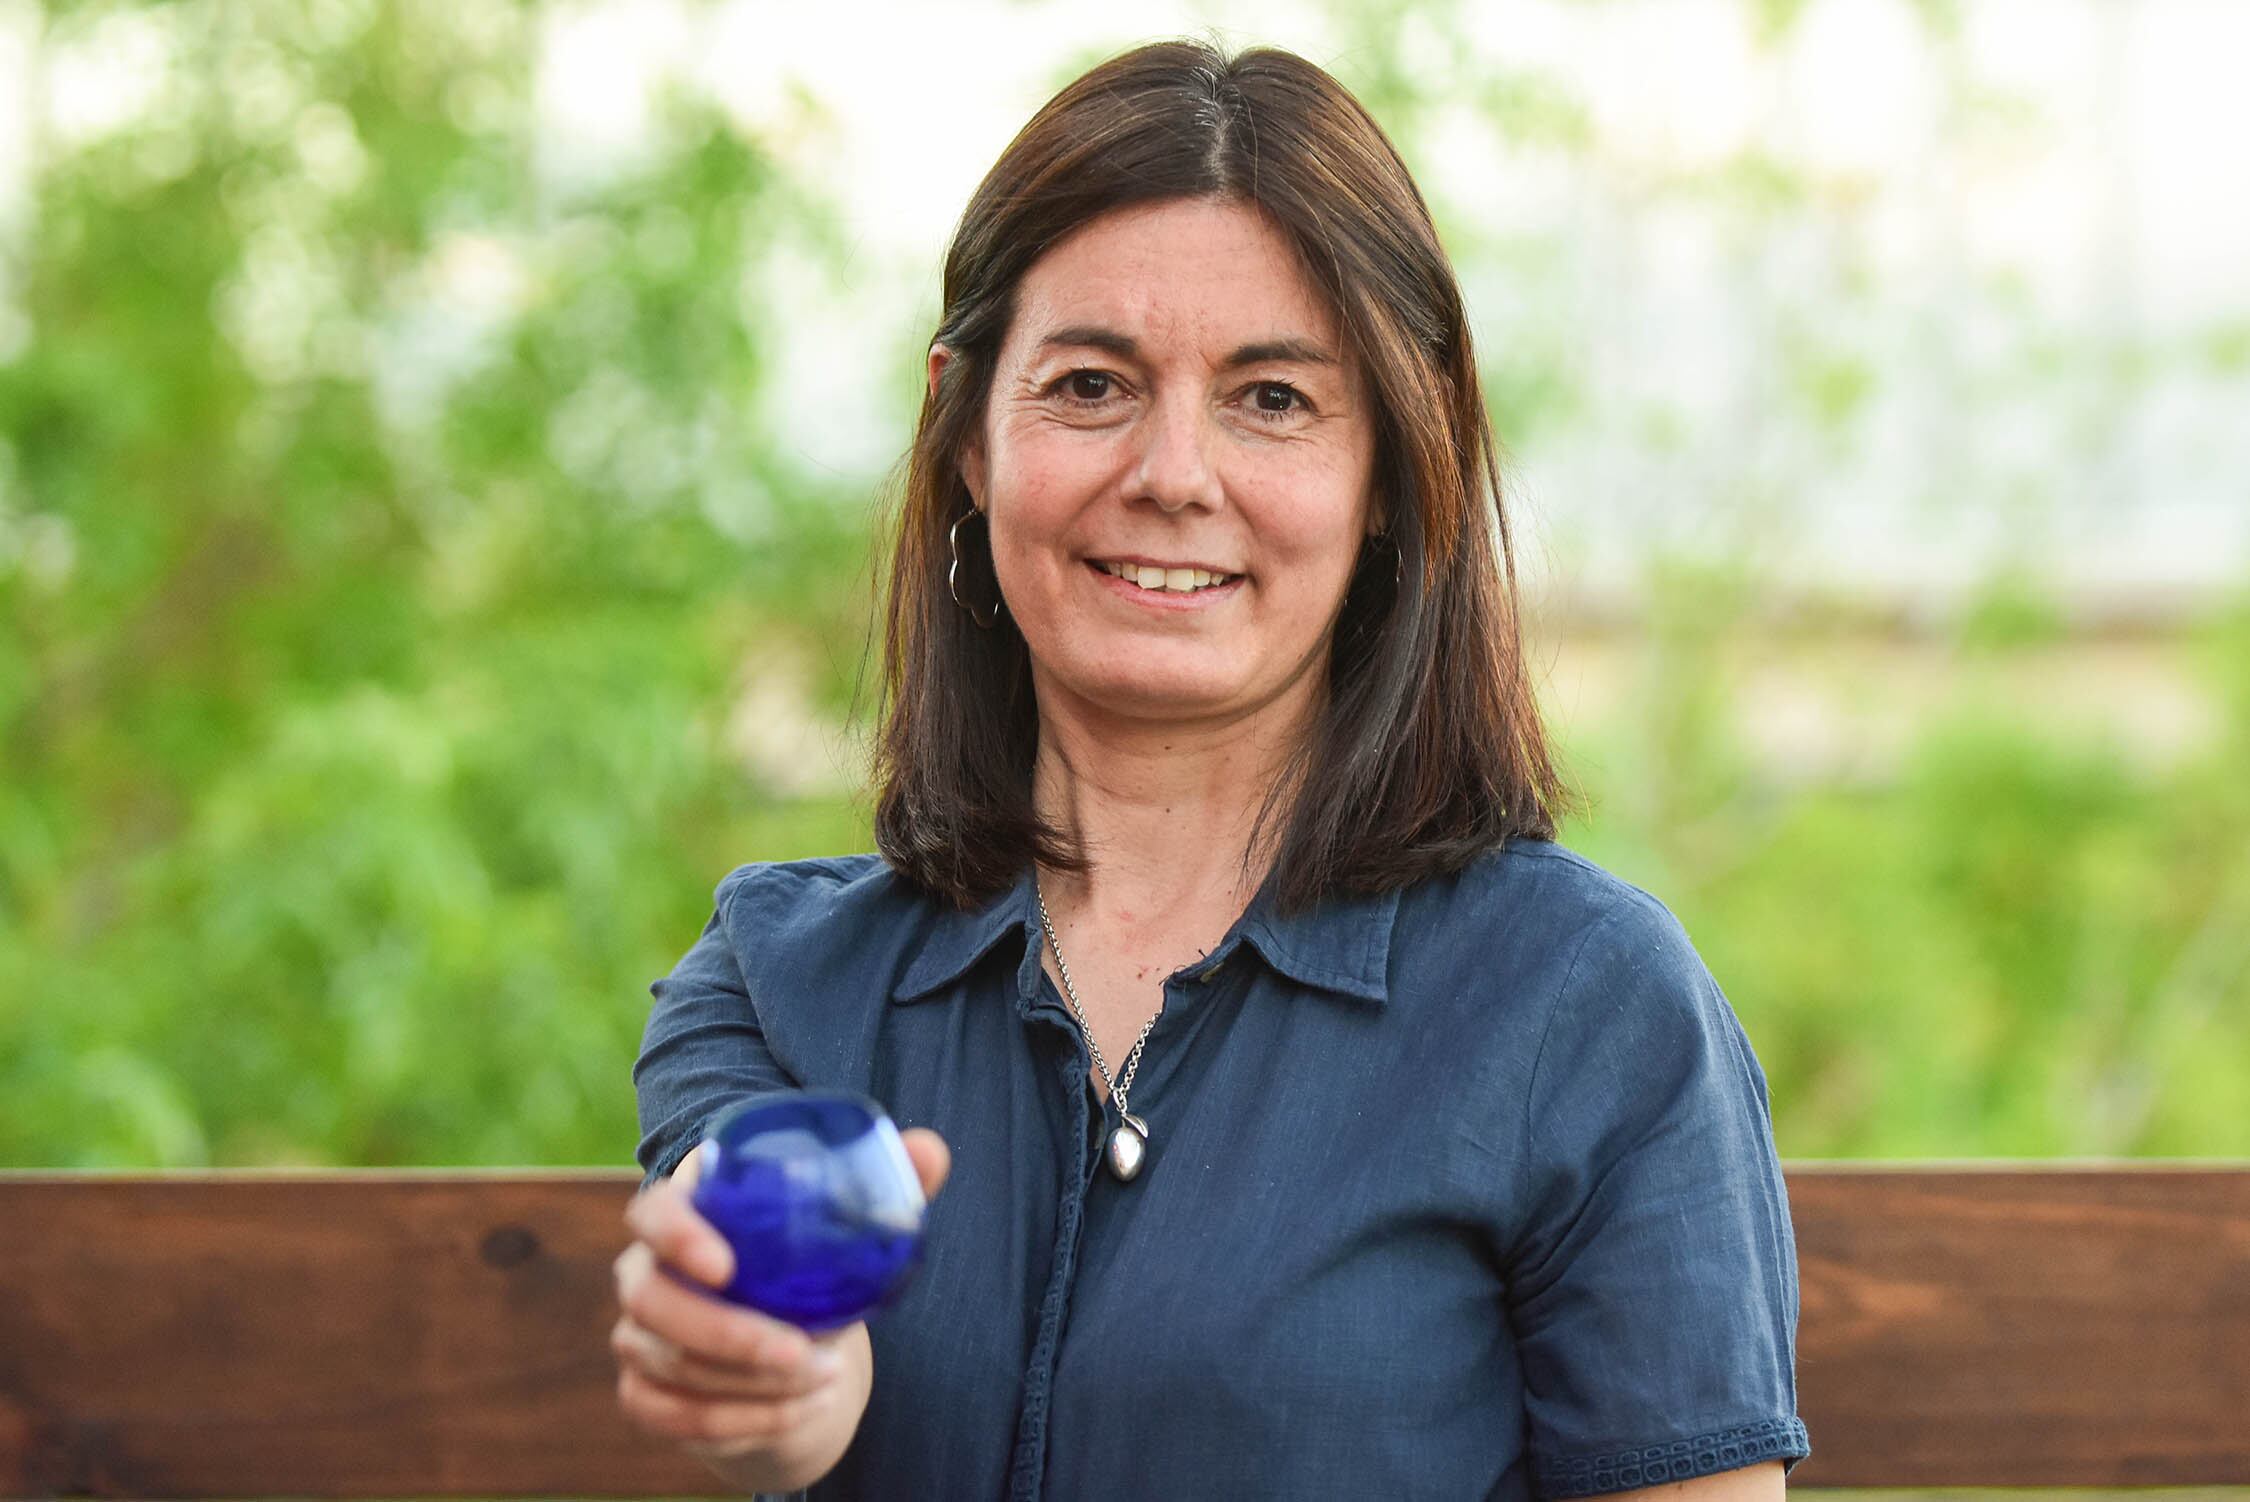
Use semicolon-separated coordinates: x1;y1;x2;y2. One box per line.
2;1163;2245;1496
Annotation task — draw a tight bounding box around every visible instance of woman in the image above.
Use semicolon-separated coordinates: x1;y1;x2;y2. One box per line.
613;39;1809;1502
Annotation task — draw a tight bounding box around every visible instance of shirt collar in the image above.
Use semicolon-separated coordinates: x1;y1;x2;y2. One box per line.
1235;878;1399;1005
891;865;1042;1004
890;862;1398;1008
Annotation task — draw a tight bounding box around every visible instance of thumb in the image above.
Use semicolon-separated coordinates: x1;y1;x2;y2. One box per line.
901;1127;951;1202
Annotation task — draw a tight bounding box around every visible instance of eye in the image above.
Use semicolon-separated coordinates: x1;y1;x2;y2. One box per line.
1053;370;1115;403
1248;381;1308;417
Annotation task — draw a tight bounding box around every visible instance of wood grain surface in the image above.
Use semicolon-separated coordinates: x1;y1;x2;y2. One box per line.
1787;1164;2250;1486
0;1164;2244;1495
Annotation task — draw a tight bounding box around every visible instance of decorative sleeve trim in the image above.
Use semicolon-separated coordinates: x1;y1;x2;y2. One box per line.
1535;1417;1811;1498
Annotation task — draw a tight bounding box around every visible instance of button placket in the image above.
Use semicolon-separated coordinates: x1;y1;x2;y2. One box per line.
1005;976;1096;1502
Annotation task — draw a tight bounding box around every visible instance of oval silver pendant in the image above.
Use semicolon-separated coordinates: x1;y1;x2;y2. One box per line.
1105;1111;1149;1182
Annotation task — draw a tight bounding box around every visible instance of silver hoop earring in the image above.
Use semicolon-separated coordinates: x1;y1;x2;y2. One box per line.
948;511;1003;629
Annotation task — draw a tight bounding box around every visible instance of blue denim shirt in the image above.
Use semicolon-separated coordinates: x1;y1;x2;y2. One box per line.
634;838;1810;1500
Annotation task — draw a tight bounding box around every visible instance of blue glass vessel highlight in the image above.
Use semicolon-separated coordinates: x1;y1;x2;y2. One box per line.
688;1090;928;1331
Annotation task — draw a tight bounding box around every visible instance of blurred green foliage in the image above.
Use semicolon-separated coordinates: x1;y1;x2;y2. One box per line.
1563;567;2250;1158
1;0;2243;1169
0;1;875;1166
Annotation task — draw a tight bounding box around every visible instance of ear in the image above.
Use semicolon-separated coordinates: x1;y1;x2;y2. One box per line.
927;343;987;513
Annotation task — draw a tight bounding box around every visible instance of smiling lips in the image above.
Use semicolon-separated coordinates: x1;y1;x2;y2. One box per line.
1091;559;1239;595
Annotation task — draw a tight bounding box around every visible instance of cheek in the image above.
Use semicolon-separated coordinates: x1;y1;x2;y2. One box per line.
986;428;1112;540
986;449;1133;613
1246;464;1371;575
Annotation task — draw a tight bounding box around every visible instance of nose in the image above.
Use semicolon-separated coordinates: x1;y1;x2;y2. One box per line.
1127;391;1223;514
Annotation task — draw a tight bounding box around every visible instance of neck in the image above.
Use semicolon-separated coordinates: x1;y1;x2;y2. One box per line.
1029;674;1318;933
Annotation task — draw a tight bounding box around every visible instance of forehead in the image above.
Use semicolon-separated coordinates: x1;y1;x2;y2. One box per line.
1007;197;1340;356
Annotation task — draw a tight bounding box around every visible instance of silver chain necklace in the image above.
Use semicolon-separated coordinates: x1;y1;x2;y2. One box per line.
1035;880;1161;1182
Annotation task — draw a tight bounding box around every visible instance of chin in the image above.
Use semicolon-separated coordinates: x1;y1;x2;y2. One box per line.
1075;665;1250;721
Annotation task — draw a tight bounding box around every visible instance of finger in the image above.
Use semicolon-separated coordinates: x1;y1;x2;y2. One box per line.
623;1172;733;1288
613;1241;820;1372
669;1142;705;1191
901;1127;951;1200
616;1362;810;1451
611;1313;837;1401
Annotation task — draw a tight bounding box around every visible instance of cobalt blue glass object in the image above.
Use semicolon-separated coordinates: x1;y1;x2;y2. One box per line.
688;1090;928;1331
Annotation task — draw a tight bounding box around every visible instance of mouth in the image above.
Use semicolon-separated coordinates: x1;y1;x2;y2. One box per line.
1087;558;1240;595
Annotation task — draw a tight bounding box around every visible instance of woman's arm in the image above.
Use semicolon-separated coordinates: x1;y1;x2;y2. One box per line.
1504;897;1810;1490
1609;1459;1787;1502
634;868;804;1189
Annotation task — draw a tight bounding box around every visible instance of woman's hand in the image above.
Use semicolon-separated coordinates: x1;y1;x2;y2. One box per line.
612;1125;952;1489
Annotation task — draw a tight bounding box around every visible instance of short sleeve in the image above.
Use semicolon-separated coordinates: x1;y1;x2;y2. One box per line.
1504;898;1810;1498
632;867;801;1192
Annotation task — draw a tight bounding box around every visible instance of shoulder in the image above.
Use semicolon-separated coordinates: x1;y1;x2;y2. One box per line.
1460;842;1764;1111
692;854;990;1062
713;851;904;923
711;849;940;944
1405;836;1694;968
1404;840;1737;1083
1394;837;1727;1077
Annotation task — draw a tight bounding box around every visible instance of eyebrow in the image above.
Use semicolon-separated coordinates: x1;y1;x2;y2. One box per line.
1037;325;1340;369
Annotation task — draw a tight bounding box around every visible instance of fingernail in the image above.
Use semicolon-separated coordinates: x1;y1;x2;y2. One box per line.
808;1345;844;1377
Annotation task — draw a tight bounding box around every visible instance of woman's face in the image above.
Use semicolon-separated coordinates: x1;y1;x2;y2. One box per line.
945;196;1380;735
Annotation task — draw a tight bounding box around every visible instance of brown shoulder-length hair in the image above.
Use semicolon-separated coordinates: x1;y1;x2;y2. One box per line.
873;38;1579;913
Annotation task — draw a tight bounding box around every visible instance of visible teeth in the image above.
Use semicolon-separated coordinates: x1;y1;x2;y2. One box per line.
1099;561;1232;592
